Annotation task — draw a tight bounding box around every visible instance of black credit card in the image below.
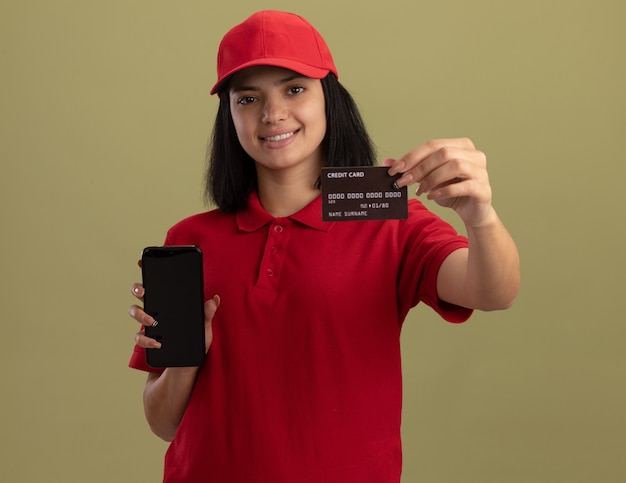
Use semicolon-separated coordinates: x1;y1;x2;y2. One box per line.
321;166;408;221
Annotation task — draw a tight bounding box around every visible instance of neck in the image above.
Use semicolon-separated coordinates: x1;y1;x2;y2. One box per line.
256;164;322;217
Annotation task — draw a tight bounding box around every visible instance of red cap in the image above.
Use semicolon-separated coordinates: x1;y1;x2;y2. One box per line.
210;10;338;95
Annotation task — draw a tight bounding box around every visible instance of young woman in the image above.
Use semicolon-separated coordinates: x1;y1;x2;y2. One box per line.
128;10;520;483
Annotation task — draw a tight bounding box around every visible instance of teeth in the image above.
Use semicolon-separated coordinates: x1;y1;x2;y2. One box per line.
264;131;295;142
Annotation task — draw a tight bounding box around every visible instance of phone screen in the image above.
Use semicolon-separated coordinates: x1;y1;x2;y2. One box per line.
141;246;205;367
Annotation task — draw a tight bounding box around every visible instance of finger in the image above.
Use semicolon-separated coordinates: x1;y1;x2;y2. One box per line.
204;294;221;322
134;330;162;349
137;258;143;269
131;283;145;301
415;155;475;195
423;177;465;197
388;138;479;183
427;177;472;200
387;138;475;176
400;146;467;188
404;145;486;190
201;295;220;353
129;304;157;327
429;177;492;202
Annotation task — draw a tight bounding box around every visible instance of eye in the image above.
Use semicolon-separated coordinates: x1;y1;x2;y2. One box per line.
287;86;305;95
237;96;257;105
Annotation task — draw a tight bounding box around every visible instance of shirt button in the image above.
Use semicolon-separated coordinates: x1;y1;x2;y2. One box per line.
270;246;278;253
266;269;274;277
273;225;284;233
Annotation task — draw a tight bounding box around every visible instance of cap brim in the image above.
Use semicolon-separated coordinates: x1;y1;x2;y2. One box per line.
210;59;331;95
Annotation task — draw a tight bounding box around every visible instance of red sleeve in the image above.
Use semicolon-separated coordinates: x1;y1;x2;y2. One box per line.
128;344;164;373
397;200;473;324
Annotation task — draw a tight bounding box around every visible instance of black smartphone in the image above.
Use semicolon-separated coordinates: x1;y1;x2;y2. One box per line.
141;245;206;368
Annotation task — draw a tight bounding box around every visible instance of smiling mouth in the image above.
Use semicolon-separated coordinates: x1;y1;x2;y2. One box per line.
262;130;297;142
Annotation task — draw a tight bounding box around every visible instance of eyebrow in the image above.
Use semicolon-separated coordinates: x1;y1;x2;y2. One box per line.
230;73;308;93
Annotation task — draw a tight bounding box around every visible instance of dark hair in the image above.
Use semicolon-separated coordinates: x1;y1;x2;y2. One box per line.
205;73;376;213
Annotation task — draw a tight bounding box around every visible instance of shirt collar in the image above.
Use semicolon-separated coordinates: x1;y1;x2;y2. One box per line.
236;191;332;232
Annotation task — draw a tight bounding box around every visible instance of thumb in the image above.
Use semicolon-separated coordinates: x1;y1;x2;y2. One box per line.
204;294;221;320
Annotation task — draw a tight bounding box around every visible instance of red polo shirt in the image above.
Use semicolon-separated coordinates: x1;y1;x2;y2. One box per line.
129;193;471;483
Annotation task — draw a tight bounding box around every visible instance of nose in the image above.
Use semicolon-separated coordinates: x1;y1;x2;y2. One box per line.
261;96;287;124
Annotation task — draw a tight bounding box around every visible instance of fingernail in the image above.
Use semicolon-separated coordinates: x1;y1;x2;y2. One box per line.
141;315;155;327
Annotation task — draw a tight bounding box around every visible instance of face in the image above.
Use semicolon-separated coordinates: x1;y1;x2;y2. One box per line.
228;66;327;179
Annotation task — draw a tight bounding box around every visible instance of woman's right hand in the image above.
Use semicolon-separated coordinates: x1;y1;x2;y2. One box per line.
128;282;220;353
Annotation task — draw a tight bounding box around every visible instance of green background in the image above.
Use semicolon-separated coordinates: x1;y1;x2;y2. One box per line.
2;1;624;481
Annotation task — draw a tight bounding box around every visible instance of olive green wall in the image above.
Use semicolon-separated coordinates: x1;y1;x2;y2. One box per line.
2;1;624;481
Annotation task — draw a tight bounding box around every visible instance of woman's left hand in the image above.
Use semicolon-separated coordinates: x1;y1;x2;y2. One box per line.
384;138;493;228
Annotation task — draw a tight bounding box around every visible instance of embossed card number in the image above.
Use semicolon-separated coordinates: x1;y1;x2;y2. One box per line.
321;167;408;221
